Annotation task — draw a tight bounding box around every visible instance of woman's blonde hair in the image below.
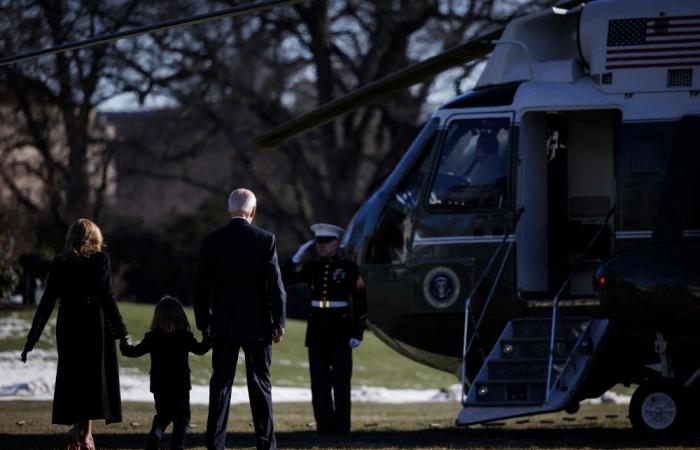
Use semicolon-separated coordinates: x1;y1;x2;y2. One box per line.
63;218;104;257
151;296;190;333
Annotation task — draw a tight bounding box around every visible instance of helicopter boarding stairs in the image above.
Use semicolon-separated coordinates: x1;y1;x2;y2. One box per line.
457;316;609;425
456;208;612;426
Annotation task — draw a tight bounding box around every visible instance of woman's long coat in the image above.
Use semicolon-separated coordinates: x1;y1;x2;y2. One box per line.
25;252;128;425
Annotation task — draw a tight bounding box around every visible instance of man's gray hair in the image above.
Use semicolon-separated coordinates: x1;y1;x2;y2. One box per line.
228;188;257;215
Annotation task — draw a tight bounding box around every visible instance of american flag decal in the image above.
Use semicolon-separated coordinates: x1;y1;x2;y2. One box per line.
606;15;700;70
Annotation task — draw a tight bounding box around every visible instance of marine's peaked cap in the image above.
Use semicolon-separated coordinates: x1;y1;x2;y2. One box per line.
310;223;344;239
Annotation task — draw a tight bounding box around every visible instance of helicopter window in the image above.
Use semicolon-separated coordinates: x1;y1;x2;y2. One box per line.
618;122;673;231
429;118;511;211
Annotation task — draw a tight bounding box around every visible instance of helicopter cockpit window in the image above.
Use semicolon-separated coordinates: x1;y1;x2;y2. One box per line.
429;118;511;211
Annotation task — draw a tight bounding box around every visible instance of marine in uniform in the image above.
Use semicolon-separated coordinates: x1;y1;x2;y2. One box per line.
282;223;367;435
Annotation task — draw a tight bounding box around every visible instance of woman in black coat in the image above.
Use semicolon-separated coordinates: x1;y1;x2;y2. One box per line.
21;218;129;450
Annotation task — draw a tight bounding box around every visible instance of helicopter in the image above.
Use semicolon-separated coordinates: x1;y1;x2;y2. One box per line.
4;0;700;437
255;0;700;436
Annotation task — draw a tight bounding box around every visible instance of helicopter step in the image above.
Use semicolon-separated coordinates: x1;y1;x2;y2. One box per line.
487;359;565;380
510;317;592;339
499;338;579;360
518;290;601;308
457;317;609;426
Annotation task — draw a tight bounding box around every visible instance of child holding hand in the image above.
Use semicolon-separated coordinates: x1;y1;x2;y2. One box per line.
121;296;210;450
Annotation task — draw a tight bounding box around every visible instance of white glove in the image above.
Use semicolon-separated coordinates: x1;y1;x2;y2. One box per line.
349;338;361;348
292;239;315;263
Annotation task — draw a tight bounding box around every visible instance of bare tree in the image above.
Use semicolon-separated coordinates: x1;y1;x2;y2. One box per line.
114;0;555;248
0;0;557;252
0;0;162;237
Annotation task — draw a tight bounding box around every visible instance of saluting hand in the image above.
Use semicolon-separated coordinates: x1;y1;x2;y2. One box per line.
291;240;315;264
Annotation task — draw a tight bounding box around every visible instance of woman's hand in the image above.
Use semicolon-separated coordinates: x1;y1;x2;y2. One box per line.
20;349;28;363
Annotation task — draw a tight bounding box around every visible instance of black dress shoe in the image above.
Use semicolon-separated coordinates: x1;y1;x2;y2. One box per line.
317;428;335;436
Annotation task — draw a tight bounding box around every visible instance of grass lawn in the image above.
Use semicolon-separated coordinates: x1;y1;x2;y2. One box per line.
2;401;698;449
2;302;456;389
3;304;700;448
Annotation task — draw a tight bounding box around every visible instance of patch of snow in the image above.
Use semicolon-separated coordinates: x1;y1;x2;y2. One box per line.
7;295;23;305
0;349;460;405
350;385;463;403
0;350;632;406
275;359;309;368
0;350;57;400
583;390;631;405
0;314;56;346
0;314;30;339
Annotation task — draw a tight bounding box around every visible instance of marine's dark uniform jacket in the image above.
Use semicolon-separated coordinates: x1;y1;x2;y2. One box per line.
282;254;367;347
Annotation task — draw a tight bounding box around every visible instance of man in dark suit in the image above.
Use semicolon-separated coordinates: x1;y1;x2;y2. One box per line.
195;188;286;450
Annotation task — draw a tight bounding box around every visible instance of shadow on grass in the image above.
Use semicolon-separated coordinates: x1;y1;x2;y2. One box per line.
2;428;699;449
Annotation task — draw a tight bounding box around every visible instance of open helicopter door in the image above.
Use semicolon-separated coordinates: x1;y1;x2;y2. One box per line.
457;110;618;426
517;109;620;304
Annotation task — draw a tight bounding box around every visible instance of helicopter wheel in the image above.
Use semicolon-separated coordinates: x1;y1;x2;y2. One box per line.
629;378;688;436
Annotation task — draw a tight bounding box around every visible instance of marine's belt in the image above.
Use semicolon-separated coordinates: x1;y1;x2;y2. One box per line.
311;300;350;308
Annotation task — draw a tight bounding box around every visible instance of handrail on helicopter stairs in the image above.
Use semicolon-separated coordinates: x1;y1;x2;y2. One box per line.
461;206;525;404
544;206;615;402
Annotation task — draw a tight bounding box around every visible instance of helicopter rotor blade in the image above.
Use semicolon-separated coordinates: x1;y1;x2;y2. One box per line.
0;0;302;67
253;27;502;150
254;0;589;150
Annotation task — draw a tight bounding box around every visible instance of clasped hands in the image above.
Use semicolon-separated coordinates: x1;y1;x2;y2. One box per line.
119;334;133;351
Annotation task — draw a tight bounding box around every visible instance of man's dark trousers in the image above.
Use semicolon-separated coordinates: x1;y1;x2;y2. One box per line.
308;345;352;434
207;339;275;450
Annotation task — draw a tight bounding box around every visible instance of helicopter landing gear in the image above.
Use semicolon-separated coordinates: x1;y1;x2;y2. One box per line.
629;332;688;435
629;378;688;435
